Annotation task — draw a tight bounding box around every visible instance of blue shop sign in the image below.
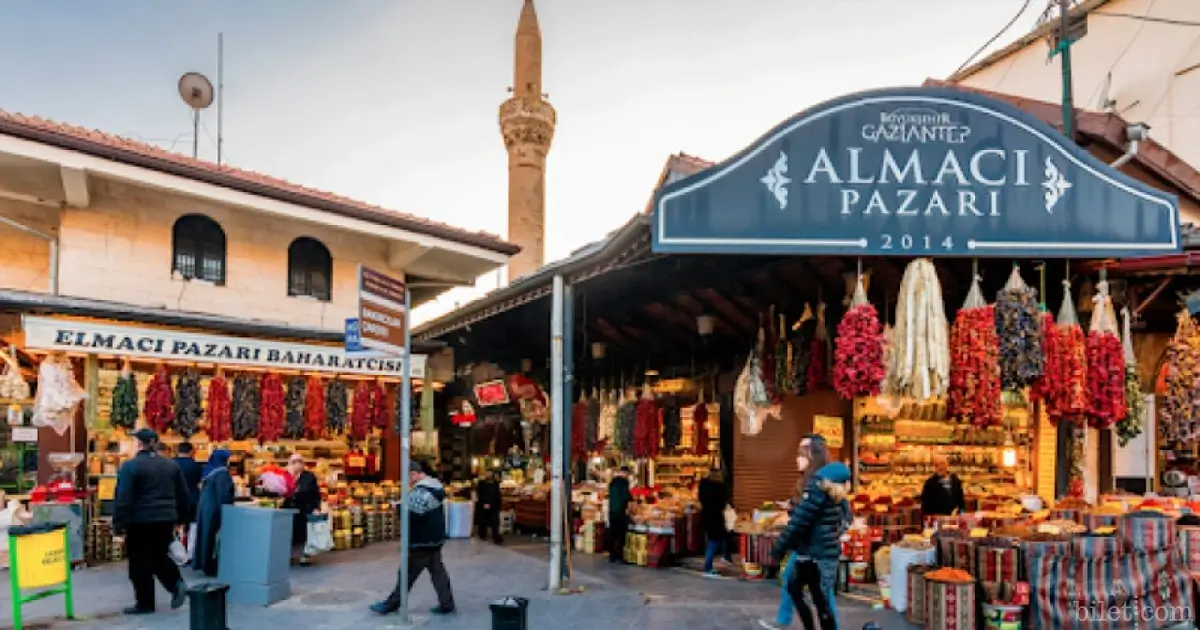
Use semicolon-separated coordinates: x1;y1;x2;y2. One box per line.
652;87;1181;258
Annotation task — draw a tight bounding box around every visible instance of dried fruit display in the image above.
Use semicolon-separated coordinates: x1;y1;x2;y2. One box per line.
304;376;325;439
206;375;232;442
325;378;348;435
173;369;202;437
284;376;306;439
1086;284;1126;429
110;371;139;430
947;278;1002;428
1160;310;1200;443
833;277;885;400
258;373;285;443
995;267;1044;391
144;365;174;433
1118;308;1144;447
350;381;372;440
231;374;261;440
885;259;950;400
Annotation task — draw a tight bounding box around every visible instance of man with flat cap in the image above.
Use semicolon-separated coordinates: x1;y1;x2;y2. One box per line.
113;428;190;615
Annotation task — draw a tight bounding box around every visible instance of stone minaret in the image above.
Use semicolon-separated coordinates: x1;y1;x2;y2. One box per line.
499;0;556;282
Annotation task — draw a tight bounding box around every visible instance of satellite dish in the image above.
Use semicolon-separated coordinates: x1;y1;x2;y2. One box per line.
1097;72;1116;112
178;72;214;110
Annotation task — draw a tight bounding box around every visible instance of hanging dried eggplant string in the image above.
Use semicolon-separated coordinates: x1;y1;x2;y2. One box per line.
110;368;139;431
995;265;1045;393
284;376;307;439
948;273;1002;427
1086;280;1126;429
789;304;815;396
807;302;829;392
325;378;348;436
833;270;885;400
1117;307;1144;447
774;313;791;397
231;373;261;440
173;368;202;437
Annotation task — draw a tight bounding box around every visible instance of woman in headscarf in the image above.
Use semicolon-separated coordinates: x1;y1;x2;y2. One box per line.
192;450;235;576
282;453;322;566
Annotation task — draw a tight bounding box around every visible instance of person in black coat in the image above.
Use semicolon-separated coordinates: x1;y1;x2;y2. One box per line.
284;454;322;565
919;455;966;517
698;469;732;574
474;469;503;544
607;467;633;564
172;442;203;524
192;449;235;577
113;429;190;616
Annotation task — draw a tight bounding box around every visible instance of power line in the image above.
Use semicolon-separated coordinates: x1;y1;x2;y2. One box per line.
953;0;1035;77
1094;11;1200;27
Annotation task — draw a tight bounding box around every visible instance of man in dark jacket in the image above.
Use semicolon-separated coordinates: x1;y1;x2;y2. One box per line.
920;454;966;517
607;467;632;564
371;460;456;616
172;442;203;524
113;429;190;615
475;469;503;544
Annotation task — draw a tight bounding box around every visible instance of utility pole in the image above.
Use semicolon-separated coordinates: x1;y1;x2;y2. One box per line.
1053;0;1079;140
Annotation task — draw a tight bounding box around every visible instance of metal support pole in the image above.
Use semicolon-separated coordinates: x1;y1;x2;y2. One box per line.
1058;0;1076;140
560;281;574;583
398;285;413;623
549;276;565;590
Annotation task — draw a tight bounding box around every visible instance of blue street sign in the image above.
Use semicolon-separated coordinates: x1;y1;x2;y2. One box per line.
652;86;1181;259
344;318;363;352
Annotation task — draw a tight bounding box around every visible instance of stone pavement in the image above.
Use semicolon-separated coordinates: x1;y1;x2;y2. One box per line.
0;538;914;629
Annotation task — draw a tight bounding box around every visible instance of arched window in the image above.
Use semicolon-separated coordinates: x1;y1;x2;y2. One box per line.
288;237;332;301
172;214;226;284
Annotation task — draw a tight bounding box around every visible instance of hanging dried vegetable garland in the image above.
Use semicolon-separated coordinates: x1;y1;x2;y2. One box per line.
173;369;202;437
350;381;372;440
144;364;175;433
1085;282;1126;429
633;385;661;459
1160;310;1200;443
284;376;306;439
833;276;885;400
304;376;325;439
947;277;1002;428
231;374;261;440
886;259;951;400
585;392;600;452
259;373;285;442
692;399;709;456
1117;308;1144;447
206;375;232;441
994;267;1044;392
806;304;829;392
761;311;780;404
774;313;791;398
325;378;348;435
1039;284;1087;425
369;381;389;431
614;394;637;454
661;397;682;451
788;304;816;396
571;397;588;459
110;370;139;431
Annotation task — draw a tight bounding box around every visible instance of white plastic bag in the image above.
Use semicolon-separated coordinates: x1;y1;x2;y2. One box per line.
169;532;189;566
723;505;737;532
305;515;333;556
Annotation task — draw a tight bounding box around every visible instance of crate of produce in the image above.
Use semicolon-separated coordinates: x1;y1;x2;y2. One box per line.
906;564;933;626
923;569;975;630
1119;511;1176;554
1177;526;1200;572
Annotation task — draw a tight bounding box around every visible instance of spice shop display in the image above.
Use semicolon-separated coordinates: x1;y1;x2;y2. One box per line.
142;364;174;433
108;367;138;431
284;376;306;439
32;352;87;436
173;368;202;437
206;373;232;442
231;373;261;440
833;275;885;400
994;267;1044;392
1085;281;1126;429
946;276;1001;428
1160;309;1200;444
259;372;285;443
885;258;950;401
1117;308;1143;447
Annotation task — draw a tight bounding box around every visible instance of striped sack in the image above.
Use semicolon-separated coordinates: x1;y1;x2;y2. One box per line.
1028;550;1193;630
1071;534;1122;560
1020;539;1072;581
1119;511;1177;554
1080;512;1119;532
1177;526;1200;573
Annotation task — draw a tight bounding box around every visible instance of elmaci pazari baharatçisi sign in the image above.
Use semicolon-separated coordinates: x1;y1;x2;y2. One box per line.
357;265;408;356
653;86;1180;258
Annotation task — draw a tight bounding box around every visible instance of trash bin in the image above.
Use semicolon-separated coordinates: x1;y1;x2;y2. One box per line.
489;596;529;630
187;582;230;630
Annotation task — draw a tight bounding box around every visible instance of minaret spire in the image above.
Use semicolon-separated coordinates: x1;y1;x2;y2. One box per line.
500;0;556;282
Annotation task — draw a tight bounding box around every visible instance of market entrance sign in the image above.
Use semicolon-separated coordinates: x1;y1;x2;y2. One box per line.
652;87;1181;258
357;265;407;356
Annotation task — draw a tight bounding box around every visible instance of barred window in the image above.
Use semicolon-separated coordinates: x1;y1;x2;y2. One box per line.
287;237;332;301
172;214;226;284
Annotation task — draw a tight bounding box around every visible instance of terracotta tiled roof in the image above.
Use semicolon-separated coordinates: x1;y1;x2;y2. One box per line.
642;152;716;214
0;111;519;255
923;79;1200;205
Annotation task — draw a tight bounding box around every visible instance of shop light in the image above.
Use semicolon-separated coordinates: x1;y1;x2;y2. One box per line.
590;342;606;360
644;369;659;377
1002;448;1017;468
696;315;716;337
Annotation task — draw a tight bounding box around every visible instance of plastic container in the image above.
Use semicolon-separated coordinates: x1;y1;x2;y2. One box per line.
490;596;528;630
982;603;1023;630
187;582;229;630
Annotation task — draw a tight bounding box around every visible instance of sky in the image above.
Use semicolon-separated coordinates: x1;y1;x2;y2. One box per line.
0;0;1045;325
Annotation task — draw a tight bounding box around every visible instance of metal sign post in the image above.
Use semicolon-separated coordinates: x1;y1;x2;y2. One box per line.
398;284;413;623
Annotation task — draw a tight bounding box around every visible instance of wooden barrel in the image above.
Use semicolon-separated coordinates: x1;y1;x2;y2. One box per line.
1119;511;1177;553
906;564;933;626
1178;526;1200;572
924;576;976;630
